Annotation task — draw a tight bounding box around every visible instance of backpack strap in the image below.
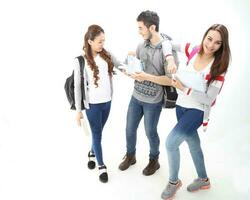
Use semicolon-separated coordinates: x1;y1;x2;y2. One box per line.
186;43;200;65
185;43;191;58
76;55;85;77
160;33;172;41
76;55;86;101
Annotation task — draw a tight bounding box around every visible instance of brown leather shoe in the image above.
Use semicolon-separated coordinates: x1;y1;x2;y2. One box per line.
142;158;160;176
118;153;136;171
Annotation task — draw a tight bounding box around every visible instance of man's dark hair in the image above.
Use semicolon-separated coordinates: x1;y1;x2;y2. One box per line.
137;10;159;32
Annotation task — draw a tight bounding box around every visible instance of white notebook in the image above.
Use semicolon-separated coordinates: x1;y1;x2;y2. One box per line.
175;70;207;92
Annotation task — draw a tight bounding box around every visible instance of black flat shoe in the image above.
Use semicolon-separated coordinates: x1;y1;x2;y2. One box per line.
98;165;108;183
87;151;96;169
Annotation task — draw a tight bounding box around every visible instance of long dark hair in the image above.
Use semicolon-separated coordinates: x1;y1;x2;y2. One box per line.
199;24;231;85
83;24;114;87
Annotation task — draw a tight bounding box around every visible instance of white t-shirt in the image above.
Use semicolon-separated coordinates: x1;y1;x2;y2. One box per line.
85;54;111;104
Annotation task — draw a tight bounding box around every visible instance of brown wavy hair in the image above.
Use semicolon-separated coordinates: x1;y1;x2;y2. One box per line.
199;24;231;85
83;25;114;87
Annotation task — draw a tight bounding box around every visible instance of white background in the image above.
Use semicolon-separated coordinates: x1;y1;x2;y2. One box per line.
0;0;250;199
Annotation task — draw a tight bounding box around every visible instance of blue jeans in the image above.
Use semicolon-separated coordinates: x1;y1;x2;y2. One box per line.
166;105;208;182
126;96;162;159
85;101;111;166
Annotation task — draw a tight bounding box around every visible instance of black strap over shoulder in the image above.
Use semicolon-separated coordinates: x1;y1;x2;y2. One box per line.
76;55;85;77
76;56;86;108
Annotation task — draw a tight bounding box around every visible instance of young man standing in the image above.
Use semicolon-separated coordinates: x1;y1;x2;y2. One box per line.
118;10;177;176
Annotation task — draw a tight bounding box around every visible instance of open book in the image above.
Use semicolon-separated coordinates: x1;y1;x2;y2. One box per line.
118;55;143;74
175;70;207;92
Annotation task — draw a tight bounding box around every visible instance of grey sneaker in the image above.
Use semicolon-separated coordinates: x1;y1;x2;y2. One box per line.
187;178;210;192
161;180;182;200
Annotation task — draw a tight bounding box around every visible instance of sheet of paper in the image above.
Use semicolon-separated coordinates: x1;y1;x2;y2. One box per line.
118;56;143;74
80;118;90;136
175;70;207;92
